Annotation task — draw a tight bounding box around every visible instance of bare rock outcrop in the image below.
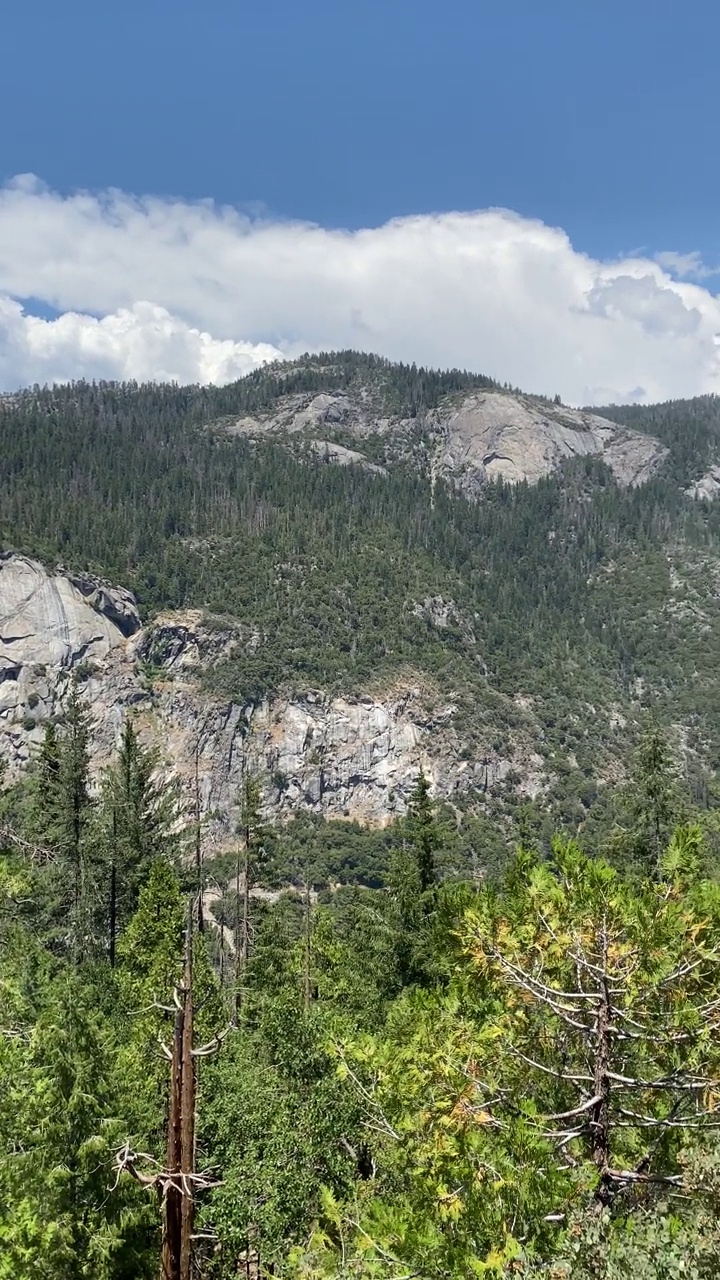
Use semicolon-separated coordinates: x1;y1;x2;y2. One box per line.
687;466;720;501
224;386;666;494
431;392;667;494
307;439;387;475
0;557;546;840
230;391;396;441
0;554;140;765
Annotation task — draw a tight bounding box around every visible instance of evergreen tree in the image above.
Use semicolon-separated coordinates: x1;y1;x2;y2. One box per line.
234;774;265;1014
102;718;181;962
386;773;444;987
21;682;95;958
0;932;155;1279
610;719;688;874
115;859;185;1153
404;770;441;893
28;721;64;847
59;678;93;958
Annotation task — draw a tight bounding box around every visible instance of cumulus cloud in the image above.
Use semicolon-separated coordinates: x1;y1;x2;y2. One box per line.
0;296;282;388
0;174;720;404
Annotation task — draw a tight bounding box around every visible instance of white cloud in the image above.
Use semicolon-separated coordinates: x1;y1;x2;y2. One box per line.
654;250;719;281
0;175;719;404
0;296;282;388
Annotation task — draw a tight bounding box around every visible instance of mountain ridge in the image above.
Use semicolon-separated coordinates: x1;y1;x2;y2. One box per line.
3;351;720;851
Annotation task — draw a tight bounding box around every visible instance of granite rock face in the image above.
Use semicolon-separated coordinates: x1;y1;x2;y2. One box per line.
0;557;546;842
230;391;395;441
431;393;667;494
687;466;720;501
226;387;666;494
307;438;388;475
0;554;140;767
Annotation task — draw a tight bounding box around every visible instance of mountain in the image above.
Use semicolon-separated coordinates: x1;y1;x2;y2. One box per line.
223;358;667;491
3;353;720;862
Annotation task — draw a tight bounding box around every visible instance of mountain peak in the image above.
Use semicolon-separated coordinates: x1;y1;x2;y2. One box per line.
220;354;667;492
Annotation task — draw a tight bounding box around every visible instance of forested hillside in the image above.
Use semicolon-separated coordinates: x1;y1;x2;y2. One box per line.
595;392;720;485
3;706;720;1278
6;356;720;1275
3;357;720;836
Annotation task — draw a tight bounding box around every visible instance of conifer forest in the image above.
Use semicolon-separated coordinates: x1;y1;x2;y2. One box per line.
4;357;720;1277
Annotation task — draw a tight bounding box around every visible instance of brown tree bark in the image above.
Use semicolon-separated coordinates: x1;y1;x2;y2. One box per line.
180;907;196;1280
161;1006;184;1280
161;902;196;1280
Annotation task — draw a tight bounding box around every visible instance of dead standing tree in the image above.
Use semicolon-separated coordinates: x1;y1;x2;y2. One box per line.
466;837;720;1203
167;898;196;1280
115;898;226;1280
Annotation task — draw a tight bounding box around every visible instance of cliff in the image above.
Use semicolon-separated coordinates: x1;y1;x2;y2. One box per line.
0;555;545;844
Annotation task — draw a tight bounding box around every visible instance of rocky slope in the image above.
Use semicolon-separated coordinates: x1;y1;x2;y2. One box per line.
430;392;667;494
0;555;546;843
687;466;720;501
0;554;140;766
227;385;667;492
2;360;708;854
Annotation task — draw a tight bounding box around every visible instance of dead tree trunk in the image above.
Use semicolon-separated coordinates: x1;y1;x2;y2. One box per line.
241;840;250;973
591;962;613;1204
161;903;196;1280
180;906;195;1280
235;798;251;1022
161;1004;184;1280
194;740;204;935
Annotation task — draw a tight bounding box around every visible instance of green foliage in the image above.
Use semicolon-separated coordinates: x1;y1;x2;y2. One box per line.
0;959;155;1279
8;360;720;1274
6;360;720;837
520;1137;720;1279
101;718;183;935
200;999;362;1266
5;724;720;1277
285;835;720;1279
21;681;95;958
403;771;440;893
604;718;690;874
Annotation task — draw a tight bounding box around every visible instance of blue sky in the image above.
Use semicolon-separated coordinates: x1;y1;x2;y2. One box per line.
3;0;715;256
0;0;718;401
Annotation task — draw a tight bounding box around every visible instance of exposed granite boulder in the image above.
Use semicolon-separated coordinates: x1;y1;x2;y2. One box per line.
307;439;387;475
431;392;668;494
0;554;140;765
0;553;139;671
65;570;140;637
229;391;397;440
687;466;720;501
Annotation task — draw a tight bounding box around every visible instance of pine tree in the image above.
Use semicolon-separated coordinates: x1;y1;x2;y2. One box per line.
0;966;156;1279
102;718;181;963
30;721;64;846
115;859;185;1152
386;773;443;988
23;681;95;959
630;719;685;869
610;719;687;875
234;775;265;1016
404;770;441;893
59;678;93;960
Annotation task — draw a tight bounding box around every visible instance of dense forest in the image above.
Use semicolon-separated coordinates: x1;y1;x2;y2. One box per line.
3;698;720;1277
5;356;720;1274
3;358;720;836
